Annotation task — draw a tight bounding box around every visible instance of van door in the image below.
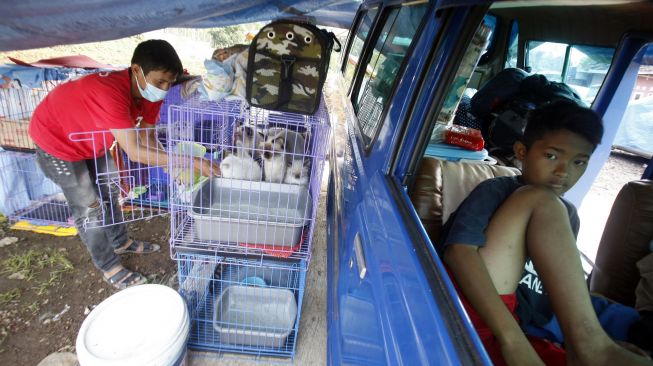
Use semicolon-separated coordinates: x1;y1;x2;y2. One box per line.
328;2;491;364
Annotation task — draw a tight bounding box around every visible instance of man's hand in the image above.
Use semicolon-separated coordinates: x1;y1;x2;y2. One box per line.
194;157;220;177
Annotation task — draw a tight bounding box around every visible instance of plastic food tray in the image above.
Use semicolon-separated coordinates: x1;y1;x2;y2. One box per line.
213;285;297;347
189;177;311;246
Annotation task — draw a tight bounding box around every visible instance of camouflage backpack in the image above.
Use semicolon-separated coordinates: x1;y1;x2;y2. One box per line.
246;20;341;115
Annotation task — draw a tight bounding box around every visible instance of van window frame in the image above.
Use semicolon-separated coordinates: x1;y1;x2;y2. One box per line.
341;5;381;92
348;0;431;155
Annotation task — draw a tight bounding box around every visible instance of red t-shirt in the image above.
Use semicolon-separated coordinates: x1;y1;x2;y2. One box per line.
29;69;162;161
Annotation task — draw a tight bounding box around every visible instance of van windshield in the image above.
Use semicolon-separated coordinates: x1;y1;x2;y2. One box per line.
526;41;615;105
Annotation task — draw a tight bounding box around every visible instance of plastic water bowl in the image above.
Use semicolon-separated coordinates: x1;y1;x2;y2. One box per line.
213;285;297;348
241;276;267;287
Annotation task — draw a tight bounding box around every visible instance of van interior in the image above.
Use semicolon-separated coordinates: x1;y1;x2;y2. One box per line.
404;1;653;313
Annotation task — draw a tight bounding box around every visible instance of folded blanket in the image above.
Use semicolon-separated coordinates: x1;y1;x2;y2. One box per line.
182;50;249;103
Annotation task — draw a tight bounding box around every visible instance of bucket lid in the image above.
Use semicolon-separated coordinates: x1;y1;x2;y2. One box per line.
76;284;189;366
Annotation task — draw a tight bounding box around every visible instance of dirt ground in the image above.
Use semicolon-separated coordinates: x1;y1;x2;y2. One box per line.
0;216;176;365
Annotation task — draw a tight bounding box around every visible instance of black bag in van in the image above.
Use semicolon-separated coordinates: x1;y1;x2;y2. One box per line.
475;71;585;151
470;68;529;119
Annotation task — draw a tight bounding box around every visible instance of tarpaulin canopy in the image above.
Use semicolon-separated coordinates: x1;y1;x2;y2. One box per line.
0;0;360;52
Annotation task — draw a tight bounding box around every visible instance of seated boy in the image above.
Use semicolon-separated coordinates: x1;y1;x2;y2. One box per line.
439;100;652;365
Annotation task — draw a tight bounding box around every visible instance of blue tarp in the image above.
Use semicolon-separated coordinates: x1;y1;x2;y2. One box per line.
0;0;360;52
0;64;77;88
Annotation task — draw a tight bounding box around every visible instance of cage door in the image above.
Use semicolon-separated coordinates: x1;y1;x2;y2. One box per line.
69;125;170;227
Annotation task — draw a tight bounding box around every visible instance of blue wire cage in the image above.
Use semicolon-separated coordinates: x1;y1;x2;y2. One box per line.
177;252;307;358
0;150;72;227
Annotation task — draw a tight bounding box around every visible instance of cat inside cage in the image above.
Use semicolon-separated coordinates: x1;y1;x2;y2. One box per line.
166;98;330;258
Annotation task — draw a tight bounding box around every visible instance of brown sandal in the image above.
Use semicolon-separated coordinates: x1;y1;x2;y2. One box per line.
114;239;160;255
103;268;148;290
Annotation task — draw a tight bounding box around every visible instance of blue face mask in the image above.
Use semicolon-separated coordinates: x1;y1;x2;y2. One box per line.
136;68;168;102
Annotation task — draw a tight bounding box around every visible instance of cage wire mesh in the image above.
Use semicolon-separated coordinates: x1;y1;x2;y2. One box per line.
0;72;94;152
111;124;172;209
177;253;307;358
168;97;331;262
0;150;72;227
68;124;170;227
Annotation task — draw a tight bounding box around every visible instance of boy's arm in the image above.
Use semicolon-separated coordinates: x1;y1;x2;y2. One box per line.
444;244;544;365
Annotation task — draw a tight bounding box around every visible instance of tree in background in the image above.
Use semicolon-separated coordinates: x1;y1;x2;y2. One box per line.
209;24;253;48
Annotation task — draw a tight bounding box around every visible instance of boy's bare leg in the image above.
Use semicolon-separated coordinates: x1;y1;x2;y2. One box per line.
445;186;540;364
482;185;650;365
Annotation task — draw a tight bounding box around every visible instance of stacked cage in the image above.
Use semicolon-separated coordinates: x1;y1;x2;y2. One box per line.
0;150;71;226
0;81;53;151
167;95;330;358
0;75;83;228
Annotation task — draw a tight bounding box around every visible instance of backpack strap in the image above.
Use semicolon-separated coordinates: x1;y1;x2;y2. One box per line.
277;54;296;108
322;30;342;52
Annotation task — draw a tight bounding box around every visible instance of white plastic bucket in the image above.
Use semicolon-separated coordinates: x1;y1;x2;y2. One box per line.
76;284;190;366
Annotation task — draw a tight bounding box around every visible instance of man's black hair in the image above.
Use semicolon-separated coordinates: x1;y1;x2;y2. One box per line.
131;39;183;76
523;99;604;150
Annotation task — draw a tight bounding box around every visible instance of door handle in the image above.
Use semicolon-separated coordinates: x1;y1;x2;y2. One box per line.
353;233;367;280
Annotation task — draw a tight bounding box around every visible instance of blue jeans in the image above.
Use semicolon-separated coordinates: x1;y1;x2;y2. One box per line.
35;147;128;272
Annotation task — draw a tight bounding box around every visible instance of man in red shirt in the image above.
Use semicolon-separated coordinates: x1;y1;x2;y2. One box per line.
29;40;219;290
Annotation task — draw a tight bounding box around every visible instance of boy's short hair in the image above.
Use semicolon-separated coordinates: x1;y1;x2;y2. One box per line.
523;100;604;150
131;40;183;76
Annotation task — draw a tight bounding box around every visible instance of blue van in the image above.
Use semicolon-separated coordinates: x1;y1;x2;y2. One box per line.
327;1;653;364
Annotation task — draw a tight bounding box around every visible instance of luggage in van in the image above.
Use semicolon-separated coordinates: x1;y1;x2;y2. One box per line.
471;69;585;152
246;20;340;115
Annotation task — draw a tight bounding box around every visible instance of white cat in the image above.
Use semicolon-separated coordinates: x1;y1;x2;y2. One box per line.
284;159;310;186
220;151;263;181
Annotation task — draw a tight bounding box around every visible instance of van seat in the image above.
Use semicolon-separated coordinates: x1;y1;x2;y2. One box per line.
410;157;520;244
590;179;653;306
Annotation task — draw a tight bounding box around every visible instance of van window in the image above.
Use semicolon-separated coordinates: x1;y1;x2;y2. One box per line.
343;8;379;89
526;41;615;104
354;3;428;148
505;20;519;68
478;14;498;64
612;43;653;159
